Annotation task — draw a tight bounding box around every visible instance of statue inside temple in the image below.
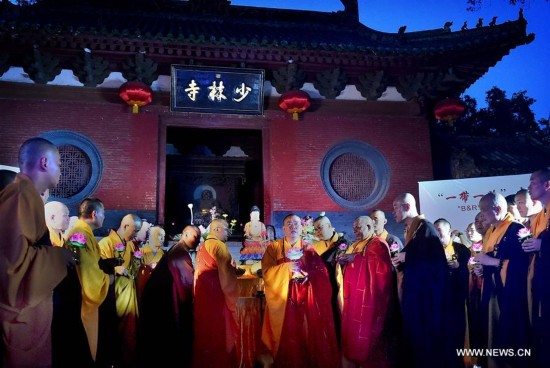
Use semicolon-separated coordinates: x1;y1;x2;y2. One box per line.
198;188;221;214
240;205;267;263
243;205;267;241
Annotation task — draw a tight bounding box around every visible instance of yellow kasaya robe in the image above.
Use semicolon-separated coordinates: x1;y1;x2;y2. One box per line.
0;174;68;368
261;238;300;356
47;224;65;247
99;230;140;366
66;219;110;361
141;245;164;266
526;204;550;325
261;237;339;366
482;212;515;287
312;231;339;256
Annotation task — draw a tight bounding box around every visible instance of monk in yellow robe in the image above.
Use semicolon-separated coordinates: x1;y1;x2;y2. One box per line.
262;214;339;367
65;197;112;364
99;213;142;368
0;137;75;367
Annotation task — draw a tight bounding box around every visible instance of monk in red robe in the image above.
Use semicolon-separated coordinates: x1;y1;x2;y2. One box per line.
337;216;394;368
0;137;75;367
262;214;340;368
193;219;239;367
140;225;201;368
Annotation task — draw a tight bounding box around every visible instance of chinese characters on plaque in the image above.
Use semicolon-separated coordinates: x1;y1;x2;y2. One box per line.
171;65;264;115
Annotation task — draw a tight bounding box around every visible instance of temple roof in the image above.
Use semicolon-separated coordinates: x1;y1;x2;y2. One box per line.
0;0;535;102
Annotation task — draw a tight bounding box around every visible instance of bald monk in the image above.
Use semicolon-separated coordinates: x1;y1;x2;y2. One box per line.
61;197;112;365
140;225;201;368
99;213;143;367
337;216;394;368
262;214;339;367
0;137;75;367
391;193;457;368
45;200;70;247
193;219;239;367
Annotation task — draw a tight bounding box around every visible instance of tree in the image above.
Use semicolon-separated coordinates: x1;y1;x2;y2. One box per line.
433;86;543;137
466;0;548;12
430;86;550;179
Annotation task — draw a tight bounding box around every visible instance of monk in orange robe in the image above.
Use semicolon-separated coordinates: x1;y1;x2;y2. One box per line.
0;137;75;367
337;216;394;368
193;219;239;367
262;214;340;368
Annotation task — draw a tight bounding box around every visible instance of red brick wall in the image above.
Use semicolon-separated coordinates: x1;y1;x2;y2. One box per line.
1;94;159;211
267;105;433;214
0;84;433;225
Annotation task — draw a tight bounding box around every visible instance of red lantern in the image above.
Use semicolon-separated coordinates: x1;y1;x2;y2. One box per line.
433;97;465;124
119;81;153;114
278;90;311;121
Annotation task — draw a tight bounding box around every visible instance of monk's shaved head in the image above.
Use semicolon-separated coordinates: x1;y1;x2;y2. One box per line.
18;137;57;170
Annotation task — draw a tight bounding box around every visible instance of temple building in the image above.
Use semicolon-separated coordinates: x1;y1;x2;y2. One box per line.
0;0;534;235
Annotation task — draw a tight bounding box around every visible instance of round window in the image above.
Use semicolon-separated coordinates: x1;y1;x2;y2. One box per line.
320;140;390;209
41;130;103;206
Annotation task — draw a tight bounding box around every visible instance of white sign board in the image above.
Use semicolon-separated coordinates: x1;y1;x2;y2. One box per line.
418;173;531;233
0;165;19;173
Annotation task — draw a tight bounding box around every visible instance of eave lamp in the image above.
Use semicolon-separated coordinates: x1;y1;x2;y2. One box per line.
278;90;311;121
433;97;465;125
119;81;153;114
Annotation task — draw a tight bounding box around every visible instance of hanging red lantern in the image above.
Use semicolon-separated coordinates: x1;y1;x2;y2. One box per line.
433;97;465;124
119;81;153;114
278;90;311;121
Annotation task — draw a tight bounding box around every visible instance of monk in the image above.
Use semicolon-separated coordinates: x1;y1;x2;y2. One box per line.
370;208;403;249
261;214;340;367
522;167;550;367
0;137;75;368
434;217;471;364
337;216;394;368
44;200;70;247
193;219;239;367
140;225;201;368
391;193;457;368
474;192;531;368
65;197;113;365
99;213;142;368
136;225;165;307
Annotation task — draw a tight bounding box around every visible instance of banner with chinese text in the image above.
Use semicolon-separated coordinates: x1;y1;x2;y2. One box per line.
171;65;264;115
418;173;530;233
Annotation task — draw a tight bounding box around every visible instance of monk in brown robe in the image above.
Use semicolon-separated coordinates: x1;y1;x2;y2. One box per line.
261;214;340;368
0;137;75;367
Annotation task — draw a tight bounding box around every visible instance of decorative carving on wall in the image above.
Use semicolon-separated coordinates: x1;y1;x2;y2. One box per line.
272;61;306;94
121;52;158;85
72;49;111;87
313;67;348;99
396;71;446;100
355;71;389;100
22;48;62;84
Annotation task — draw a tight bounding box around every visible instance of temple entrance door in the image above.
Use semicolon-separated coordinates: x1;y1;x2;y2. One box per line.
163;127;263;239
